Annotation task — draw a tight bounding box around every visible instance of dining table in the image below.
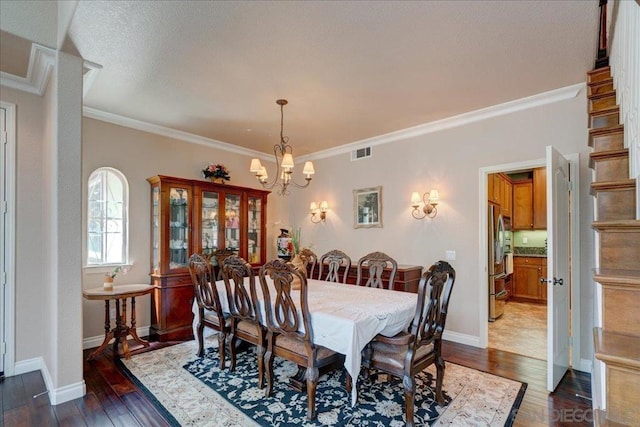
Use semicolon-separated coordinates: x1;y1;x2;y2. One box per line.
192;277;418;405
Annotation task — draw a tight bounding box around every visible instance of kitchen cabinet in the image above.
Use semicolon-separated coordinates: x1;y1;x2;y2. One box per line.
488;172;512;217
513;168;546;230
513;180;533;229
533;167;547;229
512;256;547;303
147;175;270;341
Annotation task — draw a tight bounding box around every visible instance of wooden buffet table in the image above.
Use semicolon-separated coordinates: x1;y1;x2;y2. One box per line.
83;284;153;361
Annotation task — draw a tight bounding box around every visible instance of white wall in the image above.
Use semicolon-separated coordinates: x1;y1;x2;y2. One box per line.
288;88;595;360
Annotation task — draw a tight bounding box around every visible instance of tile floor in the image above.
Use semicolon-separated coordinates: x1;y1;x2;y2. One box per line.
488;300;547;360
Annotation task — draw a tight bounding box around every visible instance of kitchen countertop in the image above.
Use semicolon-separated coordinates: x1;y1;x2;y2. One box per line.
513;253;547;258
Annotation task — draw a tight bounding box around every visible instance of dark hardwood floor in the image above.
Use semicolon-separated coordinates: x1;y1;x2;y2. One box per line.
1;339;592;426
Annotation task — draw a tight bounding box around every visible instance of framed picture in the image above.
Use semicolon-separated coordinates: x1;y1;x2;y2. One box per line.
353;186;382;228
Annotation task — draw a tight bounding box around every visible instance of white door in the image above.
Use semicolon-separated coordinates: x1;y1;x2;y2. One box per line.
546;145;571;391
1;106;6;376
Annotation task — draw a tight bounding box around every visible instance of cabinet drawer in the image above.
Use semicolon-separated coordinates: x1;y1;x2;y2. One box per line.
513;256;546;266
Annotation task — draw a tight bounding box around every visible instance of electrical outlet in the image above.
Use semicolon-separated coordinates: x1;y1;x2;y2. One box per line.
445;250;456;261
522;237;528;244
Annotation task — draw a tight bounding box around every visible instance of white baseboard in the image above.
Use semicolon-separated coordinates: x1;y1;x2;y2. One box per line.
13;356;86;405
443;330;481;347
14;356;43;375
83;325;150;350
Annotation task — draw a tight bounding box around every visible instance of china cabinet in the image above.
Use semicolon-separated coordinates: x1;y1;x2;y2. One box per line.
147;175;269;341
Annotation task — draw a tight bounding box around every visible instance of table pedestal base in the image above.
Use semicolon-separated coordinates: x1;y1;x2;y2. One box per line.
87;296;150;361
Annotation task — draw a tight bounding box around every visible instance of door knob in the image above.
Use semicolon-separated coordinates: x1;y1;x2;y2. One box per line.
540;277;564;286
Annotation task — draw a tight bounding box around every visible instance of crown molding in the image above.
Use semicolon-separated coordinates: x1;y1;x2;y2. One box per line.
0;44;55;96
84;82;584;163
82;59;102;98
82;107;273;161
298;83;586;162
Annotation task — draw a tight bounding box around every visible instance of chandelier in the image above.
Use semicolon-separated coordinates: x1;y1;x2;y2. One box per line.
249;99;315;196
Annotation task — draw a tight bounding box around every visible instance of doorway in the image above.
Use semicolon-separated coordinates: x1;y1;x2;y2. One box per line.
1;101;16;379
488;168;548;360
478;151;582;391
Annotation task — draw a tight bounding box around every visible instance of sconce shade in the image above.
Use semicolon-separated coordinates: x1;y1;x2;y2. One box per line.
428;189;439;205
310;202;318;211
319;200;328;211
250;158;263;173
411;192;421;206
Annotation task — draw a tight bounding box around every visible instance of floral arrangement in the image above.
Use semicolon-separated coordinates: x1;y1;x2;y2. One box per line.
291;227;302;254
202;163;231;181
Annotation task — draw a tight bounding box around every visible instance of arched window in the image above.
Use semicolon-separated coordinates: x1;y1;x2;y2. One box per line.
87;168;129;265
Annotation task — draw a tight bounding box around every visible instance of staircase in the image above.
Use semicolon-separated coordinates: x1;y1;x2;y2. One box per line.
587;66;640;427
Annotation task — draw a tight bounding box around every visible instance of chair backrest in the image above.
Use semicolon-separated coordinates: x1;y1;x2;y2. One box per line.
318;249;351;283
411;261;456;349
221;255;259;323
213;248;237;280
188;253;225;323
356;251;398;289
297;248;318;279
258;259;313;343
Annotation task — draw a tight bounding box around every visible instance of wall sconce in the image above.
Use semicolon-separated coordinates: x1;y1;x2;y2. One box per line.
310;200;328;223
411;190;439;219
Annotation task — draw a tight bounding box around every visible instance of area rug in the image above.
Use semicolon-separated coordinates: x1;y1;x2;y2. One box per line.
119;337;526;426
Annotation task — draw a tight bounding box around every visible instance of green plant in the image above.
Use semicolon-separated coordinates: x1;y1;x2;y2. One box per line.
291;227;301;254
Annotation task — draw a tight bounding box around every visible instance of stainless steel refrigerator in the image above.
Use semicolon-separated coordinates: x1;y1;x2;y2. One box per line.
488;204;506;321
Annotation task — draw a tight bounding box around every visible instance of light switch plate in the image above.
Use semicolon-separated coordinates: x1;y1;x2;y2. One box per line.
523;237;528;244
445;250;456;261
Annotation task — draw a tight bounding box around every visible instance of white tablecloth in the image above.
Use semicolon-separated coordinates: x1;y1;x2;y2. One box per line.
192;278;417;405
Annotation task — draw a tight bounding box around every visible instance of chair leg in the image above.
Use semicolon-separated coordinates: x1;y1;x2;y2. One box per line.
264;333;275;397
229;330;238;371
217;332;226;369
306;366;319;420
256;341;265;389
345;371;352;394
196;318;205;358
403;375;416;427
435;356;445;405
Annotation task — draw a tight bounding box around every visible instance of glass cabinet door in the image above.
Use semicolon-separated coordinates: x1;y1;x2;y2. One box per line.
224;193;241;252
169;187;190;270
247;196;262;264
200;191;220;259
151;186;160;274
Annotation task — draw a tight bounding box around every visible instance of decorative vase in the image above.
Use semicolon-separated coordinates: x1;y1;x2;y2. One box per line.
103;276;114;290
276;228;293;260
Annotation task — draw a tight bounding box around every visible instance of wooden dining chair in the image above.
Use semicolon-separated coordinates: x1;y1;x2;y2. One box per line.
188;253;230;367
362;261;456;427
356;251;398;289
296;247;318;279
212;248;237;280
221;255;266;388
318;249;351;283
258;259;348;420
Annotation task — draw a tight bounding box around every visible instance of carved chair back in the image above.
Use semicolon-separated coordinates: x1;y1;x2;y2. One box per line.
213;248;237;280
318;249;351;283
356;251;398;289
258;259;313;344
188;253;225;323
411;261;456;355
222;255;259;323
297;248;318;279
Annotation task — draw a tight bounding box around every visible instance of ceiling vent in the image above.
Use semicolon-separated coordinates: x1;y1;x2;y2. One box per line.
351;146;372;161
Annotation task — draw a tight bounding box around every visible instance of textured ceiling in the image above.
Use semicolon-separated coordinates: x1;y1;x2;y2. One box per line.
12;1;602;156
